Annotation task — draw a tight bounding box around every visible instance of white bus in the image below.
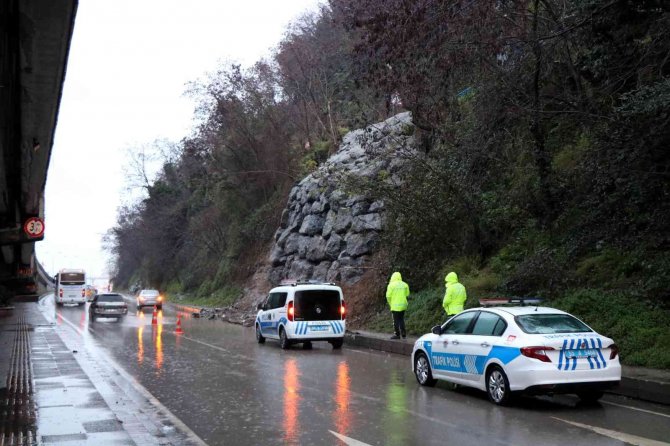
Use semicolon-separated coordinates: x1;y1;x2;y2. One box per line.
55;269;86;305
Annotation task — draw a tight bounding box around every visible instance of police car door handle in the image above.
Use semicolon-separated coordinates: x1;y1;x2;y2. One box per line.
481;342;490;348
451;340;459;345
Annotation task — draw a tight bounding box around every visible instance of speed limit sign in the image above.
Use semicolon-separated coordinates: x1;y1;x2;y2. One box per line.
23;217;45;238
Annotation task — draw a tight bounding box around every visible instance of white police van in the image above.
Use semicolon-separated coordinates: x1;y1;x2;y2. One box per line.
255;280;346;349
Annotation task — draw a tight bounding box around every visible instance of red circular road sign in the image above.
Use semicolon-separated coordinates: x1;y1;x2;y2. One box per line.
23;217;45;238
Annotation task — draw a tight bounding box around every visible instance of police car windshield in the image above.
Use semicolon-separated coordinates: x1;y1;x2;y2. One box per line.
515;314;592;334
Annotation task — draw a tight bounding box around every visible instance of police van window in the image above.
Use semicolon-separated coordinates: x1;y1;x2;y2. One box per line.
277;293;287;308
471;312;506;336
266;293;279;309
443;311;478;334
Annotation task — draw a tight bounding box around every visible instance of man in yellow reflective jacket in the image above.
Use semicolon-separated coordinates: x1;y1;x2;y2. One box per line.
443;271;467;318
386;271;410;339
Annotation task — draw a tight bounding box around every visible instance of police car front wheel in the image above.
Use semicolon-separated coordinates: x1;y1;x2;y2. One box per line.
414;352;437;387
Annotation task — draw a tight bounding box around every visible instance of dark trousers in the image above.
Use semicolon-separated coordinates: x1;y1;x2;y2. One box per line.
392;311;406;337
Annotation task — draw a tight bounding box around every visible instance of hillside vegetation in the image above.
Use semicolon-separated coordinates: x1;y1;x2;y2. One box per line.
108;1;670;368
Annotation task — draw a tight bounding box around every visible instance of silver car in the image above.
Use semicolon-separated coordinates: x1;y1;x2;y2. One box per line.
89;293;128;321
136;289;163;310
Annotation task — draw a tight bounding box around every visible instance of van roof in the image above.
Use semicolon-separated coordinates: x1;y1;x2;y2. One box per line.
270;283;342;293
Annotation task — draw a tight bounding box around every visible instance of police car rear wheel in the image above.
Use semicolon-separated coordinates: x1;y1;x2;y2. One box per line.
414;353;437;387
487;366;512;405
329;339;343;349
279;328;291;349
255;324;265;344
577;390;603;404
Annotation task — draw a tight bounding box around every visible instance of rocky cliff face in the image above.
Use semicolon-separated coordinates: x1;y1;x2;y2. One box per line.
267;112;415;285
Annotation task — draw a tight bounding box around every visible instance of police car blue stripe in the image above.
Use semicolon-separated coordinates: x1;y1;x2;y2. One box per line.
334;321;341;334
565;339;575;370
589;338;601;369
558;339;566;370
302;322;307;335
571;338;579;370
336;321;343;333
328;321;336;333
596;338;607;368
586;341;595;370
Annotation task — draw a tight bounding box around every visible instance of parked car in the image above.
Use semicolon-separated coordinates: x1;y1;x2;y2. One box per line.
136;289;163;310
89;293;128;321
255;280;346;350
412;299;621;405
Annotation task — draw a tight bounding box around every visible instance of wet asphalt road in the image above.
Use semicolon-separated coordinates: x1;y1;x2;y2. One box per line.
40;294;670;446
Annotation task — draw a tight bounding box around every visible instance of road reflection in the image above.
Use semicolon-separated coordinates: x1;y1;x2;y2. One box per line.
384;370;409;446
283;358;300;445
333;361;351;436
153;323;163;373
137;326;144;365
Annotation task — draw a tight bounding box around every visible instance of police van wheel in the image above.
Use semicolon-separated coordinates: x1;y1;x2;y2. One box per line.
486;365;513;405
279;328;291;350
414;352;437;387
329;339;343;350
255;324;265;344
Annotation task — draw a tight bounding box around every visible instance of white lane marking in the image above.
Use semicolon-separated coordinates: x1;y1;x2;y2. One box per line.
602;401;670;419
329;430;374;446
58;313;208;446
552;417;670;446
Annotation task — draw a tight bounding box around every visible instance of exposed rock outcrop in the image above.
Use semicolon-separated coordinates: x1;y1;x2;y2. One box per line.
267;112;415;285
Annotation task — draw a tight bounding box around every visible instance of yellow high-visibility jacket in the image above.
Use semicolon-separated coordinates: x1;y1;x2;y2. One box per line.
386;272;410;312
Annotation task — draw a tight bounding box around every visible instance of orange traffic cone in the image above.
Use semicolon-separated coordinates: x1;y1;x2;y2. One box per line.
175;314;184;334
151;306;158;325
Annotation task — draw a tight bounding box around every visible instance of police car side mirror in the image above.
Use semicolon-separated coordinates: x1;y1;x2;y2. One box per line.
431;325;442;335
256;303;265;311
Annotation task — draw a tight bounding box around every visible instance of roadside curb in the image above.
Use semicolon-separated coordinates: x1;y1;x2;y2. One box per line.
344;331;670;406
171;303;203;314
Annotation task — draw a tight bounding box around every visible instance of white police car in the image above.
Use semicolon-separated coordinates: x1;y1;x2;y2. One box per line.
255;281;346;350
412;299;621;405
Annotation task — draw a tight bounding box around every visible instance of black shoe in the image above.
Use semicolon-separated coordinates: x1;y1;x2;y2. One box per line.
390;335;400;340
402;334;406;339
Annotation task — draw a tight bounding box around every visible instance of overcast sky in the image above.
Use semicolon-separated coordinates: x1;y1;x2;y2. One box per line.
36;0;321;281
